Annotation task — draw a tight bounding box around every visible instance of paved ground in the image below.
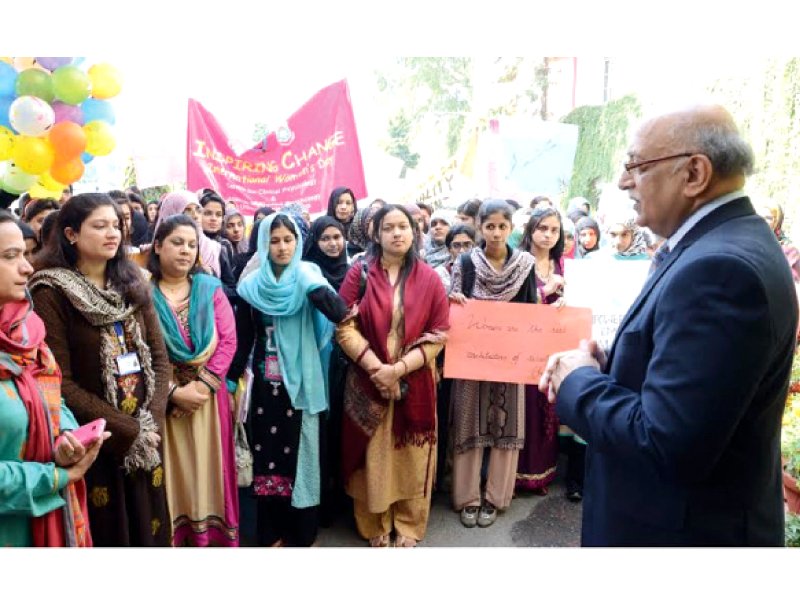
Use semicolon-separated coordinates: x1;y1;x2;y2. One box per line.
240;456;583;547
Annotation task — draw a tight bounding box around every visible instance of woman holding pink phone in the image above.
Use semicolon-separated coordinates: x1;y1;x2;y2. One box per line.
0;211;107;547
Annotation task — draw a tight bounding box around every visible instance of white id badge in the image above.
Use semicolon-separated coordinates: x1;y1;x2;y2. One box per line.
264;355;281;381
116;352;141;375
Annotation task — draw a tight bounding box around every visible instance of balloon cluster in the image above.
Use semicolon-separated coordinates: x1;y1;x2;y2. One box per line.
0;57;122;199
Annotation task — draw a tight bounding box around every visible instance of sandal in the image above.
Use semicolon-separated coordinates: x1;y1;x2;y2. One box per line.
394;535;417;548
369;534;391;548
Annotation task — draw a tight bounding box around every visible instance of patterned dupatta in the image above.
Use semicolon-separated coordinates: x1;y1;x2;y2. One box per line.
151;273;220;366
0;297;91;547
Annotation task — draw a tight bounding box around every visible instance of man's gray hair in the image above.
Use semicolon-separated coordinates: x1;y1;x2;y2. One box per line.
686;123;755;177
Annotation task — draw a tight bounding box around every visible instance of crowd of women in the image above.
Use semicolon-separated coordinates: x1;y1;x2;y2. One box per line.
2;184;795;548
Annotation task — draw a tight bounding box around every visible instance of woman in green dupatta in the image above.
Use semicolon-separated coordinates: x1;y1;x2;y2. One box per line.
148;214;239;546
227;212;347;547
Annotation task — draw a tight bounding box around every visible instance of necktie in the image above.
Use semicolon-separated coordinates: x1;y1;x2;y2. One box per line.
648;244;671;276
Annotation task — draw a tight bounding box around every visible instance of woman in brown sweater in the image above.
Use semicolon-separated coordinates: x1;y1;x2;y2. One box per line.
29;193;172;546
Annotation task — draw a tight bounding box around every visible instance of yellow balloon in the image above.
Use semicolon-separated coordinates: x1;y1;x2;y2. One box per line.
29;183;61;200
83;121;115;156
38;170;65;192
12;136;55;175
0;57;12;65
13;57;36;71
0;126;15;161
88;63;122;99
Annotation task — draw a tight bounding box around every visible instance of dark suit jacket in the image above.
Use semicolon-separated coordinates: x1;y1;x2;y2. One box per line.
557;196;798;546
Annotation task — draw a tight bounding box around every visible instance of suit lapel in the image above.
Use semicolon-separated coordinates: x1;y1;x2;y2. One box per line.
605;196;755;367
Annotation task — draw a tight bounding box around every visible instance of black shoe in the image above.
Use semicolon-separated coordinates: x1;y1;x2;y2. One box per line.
565;481;583;502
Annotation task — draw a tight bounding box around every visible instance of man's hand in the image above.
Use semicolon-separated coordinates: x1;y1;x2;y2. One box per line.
539;339;602;403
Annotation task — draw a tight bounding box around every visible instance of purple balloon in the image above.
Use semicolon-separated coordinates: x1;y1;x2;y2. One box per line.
35;57;73;71
52;101;84;125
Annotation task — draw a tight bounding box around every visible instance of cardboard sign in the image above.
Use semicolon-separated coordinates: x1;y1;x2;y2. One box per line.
187;79;367;216
563;258;650;351
443;300;593;385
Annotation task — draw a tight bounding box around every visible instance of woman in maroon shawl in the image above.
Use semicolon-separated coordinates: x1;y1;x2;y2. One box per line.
337;204;449;547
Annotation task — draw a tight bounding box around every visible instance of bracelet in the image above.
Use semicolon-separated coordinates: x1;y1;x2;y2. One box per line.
355;345;370;368
167;383;177;399
398;358;409;376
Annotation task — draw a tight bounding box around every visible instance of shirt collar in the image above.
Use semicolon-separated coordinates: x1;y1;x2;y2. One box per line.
665;190;745;251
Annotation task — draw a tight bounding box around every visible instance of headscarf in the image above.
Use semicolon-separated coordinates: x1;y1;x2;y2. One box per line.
237;213;334;416
326;186;356;232
223;210;249;255
423;209;455;269
575;216;601;258
0;296;91;546
605;213;648;257
347;207;373;257
154;191;222;277
303;216;349;291
762;201;790;243
281;201;310;241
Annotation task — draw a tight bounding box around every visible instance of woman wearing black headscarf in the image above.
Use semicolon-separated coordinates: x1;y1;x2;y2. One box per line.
326;187;356;239
303;217;349;291
303;215;351;527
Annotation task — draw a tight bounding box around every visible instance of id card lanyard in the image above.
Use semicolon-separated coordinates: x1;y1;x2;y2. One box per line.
113;322;142;376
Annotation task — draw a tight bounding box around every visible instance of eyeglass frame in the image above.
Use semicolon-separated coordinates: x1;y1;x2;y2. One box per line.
623;152;695;174
450;241;474;250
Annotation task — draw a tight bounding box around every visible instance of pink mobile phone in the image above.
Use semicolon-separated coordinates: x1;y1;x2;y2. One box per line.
65;418;107;447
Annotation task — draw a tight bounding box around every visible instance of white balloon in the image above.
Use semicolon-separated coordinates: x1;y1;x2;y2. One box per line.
9;95;55;137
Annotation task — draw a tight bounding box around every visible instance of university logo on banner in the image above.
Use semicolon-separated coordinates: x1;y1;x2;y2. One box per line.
187;79;367;216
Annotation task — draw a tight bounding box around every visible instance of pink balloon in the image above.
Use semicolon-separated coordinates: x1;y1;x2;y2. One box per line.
52;101;84;125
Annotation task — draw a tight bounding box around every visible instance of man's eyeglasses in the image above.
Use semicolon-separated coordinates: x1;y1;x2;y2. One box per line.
623;152;694;174
450;241;474;250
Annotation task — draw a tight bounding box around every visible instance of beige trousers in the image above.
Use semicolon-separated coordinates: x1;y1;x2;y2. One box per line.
452;446;519;510
353;496;432;540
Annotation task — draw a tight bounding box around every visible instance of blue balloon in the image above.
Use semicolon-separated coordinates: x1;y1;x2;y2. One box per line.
0;97;12;128
80;98;115;125
81;152;94;164
0;62;17;98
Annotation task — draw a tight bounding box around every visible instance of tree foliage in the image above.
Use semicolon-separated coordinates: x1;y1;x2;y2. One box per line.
707;58;800;230
560;94;641;207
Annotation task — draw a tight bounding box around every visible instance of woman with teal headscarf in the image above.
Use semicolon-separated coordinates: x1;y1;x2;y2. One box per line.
227;212;347;547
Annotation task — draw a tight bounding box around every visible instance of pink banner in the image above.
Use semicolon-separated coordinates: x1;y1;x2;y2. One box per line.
187;79;367;216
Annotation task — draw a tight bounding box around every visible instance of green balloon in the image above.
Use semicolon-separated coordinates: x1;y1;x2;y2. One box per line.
52;65;90;106
1;167;37;194
15;69;54;103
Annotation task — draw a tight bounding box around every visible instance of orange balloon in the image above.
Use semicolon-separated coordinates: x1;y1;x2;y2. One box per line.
50;157;85;185
49;121;87;160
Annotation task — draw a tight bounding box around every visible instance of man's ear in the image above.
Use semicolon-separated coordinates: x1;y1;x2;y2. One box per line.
684;154;714;199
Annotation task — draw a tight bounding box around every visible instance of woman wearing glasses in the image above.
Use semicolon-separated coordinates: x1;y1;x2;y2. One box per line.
434;223;476;290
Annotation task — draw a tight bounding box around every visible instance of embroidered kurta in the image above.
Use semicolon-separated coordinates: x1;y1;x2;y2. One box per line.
31;286;172;547
229;289;346;508
161;287;239;546
336;285;443;514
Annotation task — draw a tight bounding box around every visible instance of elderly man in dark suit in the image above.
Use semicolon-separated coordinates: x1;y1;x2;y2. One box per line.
540;105;798;546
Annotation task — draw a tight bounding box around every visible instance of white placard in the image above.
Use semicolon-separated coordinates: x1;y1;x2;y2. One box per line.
563;258;651;351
